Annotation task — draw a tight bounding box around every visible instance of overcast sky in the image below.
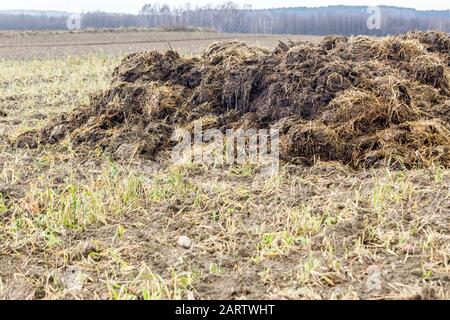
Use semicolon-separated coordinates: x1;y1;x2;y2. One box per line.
1;1;450;13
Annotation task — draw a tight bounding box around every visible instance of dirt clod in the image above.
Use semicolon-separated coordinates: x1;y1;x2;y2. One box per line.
365;265;383;293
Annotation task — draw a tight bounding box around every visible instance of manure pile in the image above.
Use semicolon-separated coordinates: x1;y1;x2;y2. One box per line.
18;31;450;168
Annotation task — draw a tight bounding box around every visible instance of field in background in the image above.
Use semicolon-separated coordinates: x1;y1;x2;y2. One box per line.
0;29;321;58
0;31;449;300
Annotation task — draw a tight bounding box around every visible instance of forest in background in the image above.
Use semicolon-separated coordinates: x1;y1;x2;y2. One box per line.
1;3;450;35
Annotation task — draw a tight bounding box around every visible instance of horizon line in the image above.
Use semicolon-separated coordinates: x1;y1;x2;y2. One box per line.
1;4;450;15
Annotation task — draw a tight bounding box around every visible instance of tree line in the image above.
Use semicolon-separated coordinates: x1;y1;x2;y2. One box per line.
1;3;449;35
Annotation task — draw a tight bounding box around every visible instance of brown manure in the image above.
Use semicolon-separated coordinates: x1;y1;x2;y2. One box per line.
17;32;450;169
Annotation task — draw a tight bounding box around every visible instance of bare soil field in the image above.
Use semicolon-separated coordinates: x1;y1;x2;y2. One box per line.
0;30;449;300
0;29;321;58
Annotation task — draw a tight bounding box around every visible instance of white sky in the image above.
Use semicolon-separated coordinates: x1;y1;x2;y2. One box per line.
1;1;449;14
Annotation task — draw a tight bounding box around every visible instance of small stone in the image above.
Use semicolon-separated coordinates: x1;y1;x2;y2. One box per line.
177;236;192;249
186;291;195;300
